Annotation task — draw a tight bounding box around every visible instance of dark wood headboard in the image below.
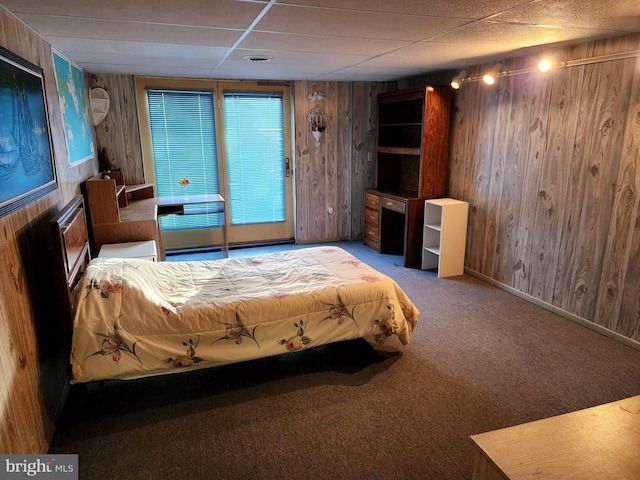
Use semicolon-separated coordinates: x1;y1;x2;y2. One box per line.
50;195;91;356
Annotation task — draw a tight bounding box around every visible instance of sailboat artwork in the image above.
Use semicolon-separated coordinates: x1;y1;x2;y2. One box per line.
0;80;44;179
0;47;56;217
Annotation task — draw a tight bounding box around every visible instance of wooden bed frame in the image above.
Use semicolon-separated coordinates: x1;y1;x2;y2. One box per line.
50;195;92;359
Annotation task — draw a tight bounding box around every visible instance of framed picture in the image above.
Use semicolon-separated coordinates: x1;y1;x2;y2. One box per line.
52;50;94;165
0;46;57;218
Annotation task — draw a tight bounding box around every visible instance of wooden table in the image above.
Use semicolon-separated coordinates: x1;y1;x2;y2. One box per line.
470;395;640;479
133;194;228;257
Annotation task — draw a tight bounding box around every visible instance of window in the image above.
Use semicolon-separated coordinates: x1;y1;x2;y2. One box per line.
146;88;221;230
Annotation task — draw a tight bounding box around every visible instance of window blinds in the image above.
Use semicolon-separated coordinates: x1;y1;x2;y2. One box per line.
223;91;286;225
146;88;221;230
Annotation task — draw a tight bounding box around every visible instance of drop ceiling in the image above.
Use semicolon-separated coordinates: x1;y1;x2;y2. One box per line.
2;0;639;81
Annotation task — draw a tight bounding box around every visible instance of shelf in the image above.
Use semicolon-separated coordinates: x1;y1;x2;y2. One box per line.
379;122;422;127
378;146;421;155
125;183;154;195
125;183;155;201
422;198;468;277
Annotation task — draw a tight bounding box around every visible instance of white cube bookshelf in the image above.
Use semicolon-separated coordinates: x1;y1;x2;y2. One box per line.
421;198;468;278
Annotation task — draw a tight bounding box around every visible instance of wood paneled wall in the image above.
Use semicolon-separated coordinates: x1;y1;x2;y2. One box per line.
0;6;98;454
443;33;640;344
88;73;145;184
293;81;374;243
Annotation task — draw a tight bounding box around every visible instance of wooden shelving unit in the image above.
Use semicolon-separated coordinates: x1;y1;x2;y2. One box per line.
85;171;164;259
364;85;452;268
421;198;468;277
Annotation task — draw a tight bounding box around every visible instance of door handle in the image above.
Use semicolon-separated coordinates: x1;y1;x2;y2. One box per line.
285;157;291;177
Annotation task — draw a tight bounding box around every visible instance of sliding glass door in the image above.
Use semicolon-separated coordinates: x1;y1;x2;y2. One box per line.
136;78;293;250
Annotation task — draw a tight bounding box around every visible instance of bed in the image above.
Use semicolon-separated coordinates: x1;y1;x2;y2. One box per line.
51;196;419;384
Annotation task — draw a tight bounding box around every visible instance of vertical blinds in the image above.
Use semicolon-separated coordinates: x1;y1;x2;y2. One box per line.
146;88;221;230
223;91;286;224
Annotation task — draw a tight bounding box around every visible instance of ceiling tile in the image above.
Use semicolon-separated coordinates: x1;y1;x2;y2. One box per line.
239;31;410;56
69;51;220;70
255;4;467;41
1;0;266;28
229;48;370;67
18;14;243;46
434;21;620;47
47;37;230;60
359;41;509;70
83;62;215;78
280;0;531;19
492;0;640;31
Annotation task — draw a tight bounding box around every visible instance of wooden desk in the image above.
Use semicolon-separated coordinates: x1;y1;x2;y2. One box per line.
133;194;228;257
364;188;425;268
470;395;640;479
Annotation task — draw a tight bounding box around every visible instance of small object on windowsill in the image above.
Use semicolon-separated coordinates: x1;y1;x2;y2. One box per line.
179;177;191;198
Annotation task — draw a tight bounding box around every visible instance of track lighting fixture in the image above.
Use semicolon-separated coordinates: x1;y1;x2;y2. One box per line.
449;49;640;89
482;63;502;85
450;70;467;90
537;58;553;73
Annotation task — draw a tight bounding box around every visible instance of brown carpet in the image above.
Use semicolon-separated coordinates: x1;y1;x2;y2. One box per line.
49;241;640;480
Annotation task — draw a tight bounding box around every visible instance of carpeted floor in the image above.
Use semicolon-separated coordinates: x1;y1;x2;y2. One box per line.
49;241;640;480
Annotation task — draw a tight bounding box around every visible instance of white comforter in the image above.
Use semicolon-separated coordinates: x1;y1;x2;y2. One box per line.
70;246;419;383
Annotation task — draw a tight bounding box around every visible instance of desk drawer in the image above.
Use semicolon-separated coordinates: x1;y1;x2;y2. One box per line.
364;207;379;226
381;196;406;214
365;192;380;210
364;224;379;243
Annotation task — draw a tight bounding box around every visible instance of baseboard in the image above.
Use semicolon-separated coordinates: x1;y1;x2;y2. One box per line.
165;239;295;256
465;267;640;352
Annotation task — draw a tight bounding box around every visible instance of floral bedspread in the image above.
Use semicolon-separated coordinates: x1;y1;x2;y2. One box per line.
70;246;419;383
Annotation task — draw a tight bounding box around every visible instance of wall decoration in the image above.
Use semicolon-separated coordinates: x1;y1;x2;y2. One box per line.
0;46;57;217
307;105;326;148
89;87;110;126
307;90;326;102
52;50;94;164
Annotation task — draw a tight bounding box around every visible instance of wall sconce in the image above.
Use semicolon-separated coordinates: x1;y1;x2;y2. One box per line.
482;63;502;85
307;105;326;148
450;70;467;90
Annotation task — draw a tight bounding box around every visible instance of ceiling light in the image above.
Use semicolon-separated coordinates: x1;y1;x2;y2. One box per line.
244;55;273;63
450;70;467;89
482;63;502;85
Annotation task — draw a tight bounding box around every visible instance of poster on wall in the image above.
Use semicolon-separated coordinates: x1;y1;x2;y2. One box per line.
52;49;94;165
0;46;57;218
